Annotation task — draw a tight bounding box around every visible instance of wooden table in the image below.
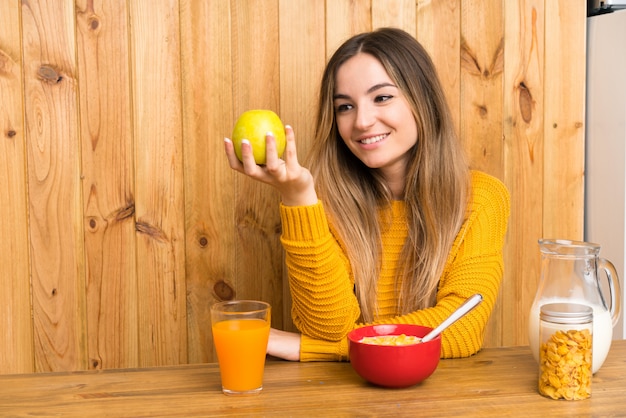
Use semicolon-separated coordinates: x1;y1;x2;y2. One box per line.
1;341;625;417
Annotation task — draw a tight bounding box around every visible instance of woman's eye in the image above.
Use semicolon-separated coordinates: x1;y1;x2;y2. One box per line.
375;95;393;103
335;103;353;113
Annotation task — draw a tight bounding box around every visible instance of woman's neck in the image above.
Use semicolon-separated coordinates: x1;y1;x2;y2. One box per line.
378;160;408;200
380;169;405;200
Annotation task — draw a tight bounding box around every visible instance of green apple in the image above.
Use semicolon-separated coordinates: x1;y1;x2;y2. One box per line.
231;109;286;164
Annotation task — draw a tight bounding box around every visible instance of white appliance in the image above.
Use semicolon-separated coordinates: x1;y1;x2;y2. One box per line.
604;0;626;7
584;7;626;340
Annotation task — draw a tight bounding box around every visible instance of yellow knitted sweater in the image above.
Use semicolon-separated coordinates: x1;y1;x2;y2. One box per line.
279;170;510;361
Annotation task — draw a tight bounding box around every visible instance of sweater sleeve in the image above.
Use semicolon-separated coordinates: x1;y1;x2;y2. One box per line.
279;201;362;342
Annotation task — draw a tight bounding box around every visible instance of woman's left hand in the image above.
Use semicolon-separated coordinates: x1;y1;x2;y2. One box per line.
266;328;301;361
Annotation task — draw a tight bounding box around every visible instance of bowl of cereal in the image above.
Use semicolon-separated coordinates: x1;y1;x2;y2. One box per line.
348;324;441;388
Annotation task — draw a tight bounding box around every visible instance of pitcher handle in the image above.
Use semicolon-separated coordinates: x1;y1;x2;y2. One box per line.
598;258;622;327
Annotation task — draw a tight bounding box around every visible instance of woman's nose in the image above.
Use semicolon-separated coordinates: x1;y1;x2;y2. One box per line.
354;104;376;130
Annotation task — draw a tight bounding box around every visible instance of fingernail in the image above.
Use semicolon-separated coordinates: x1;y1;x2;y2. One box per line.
242;139;250;145
266;131;274;137
285;125;292;130
224;137;232;143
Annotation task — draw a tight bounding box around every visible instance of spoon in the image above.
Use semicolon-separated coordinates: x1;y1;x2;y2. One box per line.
420;294;483;343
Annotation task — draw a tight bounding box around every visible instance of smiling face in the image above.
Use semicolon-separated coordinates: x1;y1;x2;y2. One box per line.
333;53;418;188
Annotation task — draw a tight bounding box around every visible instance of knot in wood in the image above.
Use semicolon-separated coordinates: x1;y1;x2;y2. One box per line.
214;280;235;300
518;82;533;123
89;17;100;31
37;65;62;83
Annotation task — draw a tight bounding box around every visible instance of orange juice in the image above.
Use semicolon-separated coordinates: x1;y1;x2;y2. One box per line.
212;318;270;393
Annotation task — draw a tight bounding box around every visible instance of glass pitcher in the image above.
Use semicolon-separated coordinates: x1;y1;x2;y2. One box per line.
528;239;621;374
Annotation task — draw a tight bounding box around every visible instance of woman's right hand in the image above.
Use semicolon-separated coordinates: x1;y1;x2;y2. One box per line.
224;125;318;206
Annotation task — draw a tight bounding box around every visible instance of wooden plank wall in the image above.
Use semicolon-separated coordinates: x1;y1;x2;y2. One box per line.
0;0;586;374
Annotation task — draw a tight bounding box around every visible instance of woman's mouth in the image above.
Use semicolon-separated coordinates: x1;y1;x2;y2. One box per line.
359;133;388;145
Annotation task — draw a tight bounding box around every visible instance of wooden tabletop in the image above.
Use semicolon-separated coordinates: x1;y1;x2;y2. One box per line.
1;340;625;417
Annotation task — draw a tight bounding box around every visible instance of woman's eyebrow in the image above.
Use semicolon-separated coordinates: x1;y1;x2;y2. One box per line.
367;82;396;93
333;93;350;100
333;82;397;100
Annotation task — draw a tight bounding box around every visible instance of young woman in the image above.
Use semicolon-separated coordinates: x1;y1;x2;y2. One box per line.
224;27;510;361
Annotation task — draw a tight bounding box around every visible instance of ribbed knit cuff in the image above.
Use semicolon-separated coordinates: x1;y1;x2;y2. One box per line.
280;200;329;241
299;334;349;362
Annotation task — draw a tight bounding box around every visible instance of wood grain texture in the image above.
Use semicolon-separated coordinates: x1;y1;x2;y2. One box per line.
129;0;188;367
180;0;236;364
459;0;505;347
21;0;87;372
230;0;285;318
278;0;327;332
460;0;504;175
0;0;34;374
372;0;416;33
502;0;545;347
75;0;138;371
0;0;590;373
325;0;372;57
1;341;626;417
417;0;461;135
543;0;586;240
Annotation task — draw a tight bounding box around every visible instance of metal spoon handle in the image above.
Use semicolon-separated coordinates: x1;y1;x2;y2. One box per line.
421;294;483;343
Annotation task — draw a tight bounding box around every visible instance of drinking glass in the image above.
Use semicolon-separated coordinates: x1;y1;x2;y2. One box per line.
210;300;271;395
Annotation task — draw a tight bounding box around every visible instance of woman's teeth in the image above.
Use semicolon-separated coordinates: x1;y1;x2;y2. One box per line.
360;134;387;145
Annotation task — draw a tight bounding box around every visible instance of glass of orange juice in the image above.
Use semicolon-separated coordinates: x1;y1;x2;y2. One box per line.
210;300;271;395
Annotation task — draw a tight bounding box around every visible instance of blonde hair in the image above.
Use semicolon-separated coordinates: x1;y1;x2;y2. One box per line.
306;28;469;322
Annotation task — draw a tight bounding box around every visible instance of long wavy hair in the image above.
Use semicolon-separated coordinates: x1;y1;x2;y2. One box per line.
306;27;470;322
